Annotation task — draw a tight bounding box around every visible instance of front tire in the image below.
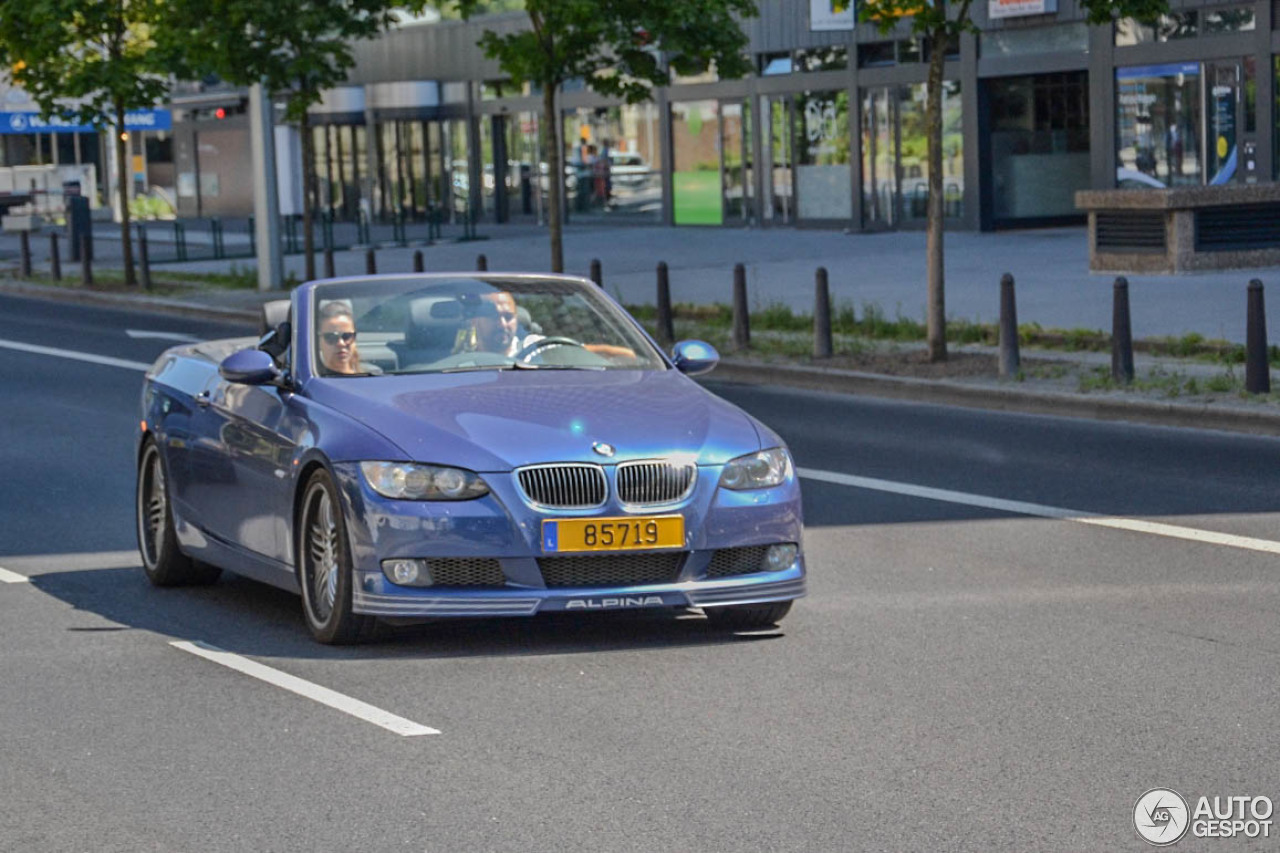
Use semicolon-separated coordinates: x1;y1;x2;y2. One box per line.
704;601;792;630
137;439;220;587
298;469;377;645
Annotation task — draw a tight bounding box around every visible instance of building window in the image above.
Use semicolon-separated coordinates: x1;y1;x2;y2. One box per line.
1115;12;1198;45
795;46;849;72
858;42;898;68
795;89;852;220
758;52;793;76
988;72;1090;221
1202;7;1255;34
1115;63;1201;187
982;23;1088;57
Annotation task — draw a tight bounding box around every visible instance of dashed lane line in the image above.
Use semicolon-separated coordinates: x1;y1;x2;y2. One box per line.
0;566;30;583
797;467;1280;556
171;641;440;737
0;338;151;372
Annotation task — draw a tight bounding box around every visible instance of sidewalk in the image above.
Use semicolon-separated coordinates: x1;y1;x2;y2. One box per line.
5;221;1280;344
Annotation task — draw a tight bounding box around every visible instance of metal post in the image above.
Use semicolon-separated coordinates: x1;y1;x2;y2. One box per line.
814;267;832;359
211;217;224;259
413;250;424;273
48;232;60;281
1111;276;1135;385
656;261;674;346
732;262;750;349
138;225;152;291
1246;279;1270;394
476;253;488;271
365;248;376;275
18;231;30;277
248;81;284;290
590;258;603;287
323;247;335;279
80;234;92;286
999;273;1020;378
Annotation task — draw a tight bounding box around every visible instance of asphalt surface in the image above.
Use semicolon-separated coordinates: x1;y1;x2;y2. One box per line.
3;293;1280;852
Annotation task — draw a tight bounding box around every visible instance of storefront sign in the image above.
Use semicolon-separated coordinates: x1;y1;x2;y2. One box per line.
0;108;172;135
810;0;855;31
988;0;1057;19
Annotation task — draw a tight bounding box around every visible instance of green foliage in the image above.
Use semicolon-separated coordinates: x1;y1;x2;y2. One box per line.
454;0;756;101
164;0;426;121
0;0;170;127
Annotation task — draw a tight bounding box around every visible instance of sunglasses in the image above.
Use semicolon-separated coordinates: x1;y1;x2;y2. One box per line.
321;331;356;345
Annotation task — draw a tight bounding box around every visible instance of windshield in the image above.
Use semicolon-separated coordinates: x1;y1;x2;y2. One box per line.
311;276;667;377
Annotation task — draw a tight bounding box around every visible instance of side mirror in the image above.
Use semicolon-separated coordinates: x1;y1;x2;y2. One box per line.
219;349;282;385
671;340;719;376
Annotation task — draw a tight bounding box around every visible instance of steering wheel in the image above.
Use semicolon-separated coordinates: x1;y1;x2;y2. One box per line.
513;336;585;361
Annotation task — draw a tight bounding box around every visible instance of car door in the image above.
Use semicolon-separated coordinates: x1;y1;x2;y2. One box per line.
188;376;298;564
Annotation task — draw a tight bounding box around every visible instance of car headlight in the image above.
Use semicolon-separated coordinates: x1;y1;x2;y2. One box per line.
359;461;489;500
718;447;793;490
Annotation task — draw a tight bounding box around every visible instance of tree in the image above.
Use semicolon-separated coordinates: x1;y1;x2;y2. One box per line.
0;0;172;287
861;0;1167;361
456;0;756;272
166;0;427;283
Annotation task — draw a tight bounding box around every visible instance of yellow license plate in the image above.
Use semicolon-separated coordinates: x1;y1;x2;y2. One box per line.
542;515;685;553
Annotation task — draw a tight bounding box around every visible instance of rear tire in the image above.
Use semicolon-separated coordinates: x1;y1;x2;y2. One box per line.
704;601;792;630
297;469;378;645
137;439;221;587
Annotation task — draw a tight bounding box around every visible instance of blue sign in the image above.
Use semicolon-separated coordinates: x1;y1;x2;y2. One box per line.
0;108;172;135
1116;63;1200;81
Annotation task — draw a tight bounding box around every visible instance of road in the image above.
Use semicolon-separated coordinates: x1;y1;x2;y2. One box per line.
2;292;1279;852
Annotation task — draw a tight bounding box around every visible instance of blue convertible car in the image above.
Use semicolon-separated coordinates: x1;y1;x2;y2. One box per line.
136;274;805;643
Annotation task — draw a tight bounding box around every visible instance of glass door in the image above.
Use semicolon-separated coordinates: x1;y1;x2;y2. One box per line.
721;100;747;223
1205;61;1240;184
861;87;898;228
761;95;793;224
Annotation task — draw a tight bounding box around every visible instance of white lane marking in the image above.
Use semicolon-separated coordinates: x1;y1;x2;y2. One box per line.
0;566;30;584
126;329;200;343
797;467;1280;556
0;338;151;372
171;641;440;737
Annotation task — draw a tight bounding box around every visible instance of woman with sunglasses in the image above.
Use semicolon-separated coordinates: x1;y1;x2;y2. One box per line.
317;301;366;375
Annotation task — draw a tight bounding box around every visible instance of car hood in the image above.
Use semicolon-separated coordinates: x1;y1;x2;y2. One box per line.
305;368;762;471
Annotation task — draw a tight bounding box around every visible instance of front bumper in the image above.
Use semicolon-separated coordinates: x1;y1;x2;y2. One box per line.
332;461;807;619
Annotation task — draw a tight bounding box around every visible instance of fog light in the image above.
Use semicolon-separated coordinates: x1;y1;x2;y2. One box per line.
382;559;430;586
763;543;798;572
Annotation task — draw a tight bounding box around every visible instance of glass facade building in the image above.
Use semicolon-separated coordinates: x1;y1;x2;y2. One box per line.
156;0;1280;231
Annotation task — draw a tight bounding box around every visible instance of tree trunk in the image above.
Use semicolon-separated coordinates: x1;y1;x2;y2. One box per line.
925;32;947;362
115;98;136;287
299;102;316;282
542;83;563;273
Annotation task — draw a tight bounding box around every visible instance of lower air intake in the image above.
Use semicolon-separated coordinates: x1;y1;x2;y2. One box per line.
706;545;770;578
426;558;506;587
538;552;684;587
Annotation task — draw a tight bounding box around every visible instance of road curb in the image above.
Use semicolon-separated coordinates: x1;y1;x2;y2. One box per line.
0;278;262;325
711;359;1280;438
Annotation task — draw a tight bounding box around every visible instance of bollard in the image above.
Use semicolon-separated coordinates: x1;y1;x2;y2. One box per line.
18;231;31;278
476;253;488;271
656;261;674;346
80;234;93;286
324;247;335;279
1111;276;1135;385
590;258;602;287
732;263;750;349
1246;279;1270;394
999;273;1020;378
138;226;152;291
48;232;61;281
365;248;377;275
814;267;832;359
413;250;424;273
